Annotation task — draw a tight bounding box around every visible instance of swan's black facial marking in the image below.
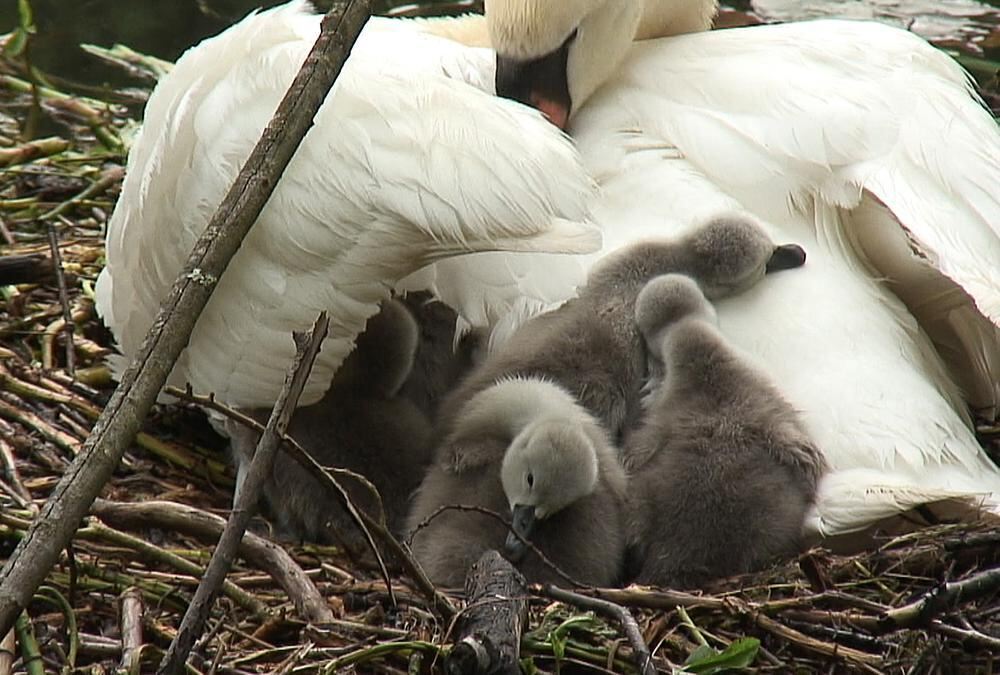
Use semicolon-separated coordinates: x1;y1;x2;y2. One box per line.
496;30;576;129
765;244;807;273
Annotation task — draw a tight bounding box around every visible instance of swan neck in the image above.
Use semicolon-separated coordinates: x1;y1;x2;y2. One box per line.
635;0;719;41
455;377;581;441
411;14;491;48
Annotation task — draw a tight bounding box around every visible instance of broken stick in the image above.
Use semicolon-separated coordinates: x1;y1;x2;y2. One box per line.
446;550;528;675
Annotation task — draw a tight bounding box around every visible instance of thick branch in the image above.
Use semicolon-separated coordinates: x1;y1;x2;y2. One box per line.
0;0;374;634
446;551;528;675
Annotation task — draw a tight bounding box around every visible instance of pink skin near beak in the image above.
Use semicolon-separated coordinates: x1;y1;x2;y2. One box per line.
531;93;570;131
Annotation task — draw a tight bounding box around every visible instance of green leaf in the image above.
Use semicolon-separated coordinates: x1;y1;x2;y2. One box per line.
681;638;760;674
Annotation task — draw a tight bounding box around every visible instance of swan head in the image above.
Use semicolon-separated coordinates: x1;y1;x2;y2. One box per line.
488;0;718;128
682;214;807;299
635;274;716;345
500;418;600;561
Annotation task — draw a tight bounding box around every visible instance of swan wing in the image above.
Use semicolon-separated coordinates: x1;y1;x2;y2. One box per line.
96;2;598;408
616;19;1000;412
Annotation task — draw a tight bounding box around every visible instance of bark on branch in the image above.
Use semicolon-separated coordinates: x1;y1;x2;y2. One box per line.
0;0;374;634
446;551;528;675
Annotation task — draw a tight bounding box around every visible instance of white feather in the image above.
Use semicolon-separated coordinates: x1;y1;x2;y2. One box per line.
95;2;599;408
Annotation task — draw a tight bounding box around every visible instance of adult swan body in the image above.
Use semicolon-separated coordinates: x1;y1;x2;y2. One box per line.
486;0;1000;538
94;1;599;409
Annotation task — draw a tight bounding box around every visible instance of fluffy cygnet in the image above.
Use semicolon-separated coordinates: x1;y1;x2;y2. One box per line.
230;296;472;550
441;213;807;442
407;377;627;587
625;274;827;588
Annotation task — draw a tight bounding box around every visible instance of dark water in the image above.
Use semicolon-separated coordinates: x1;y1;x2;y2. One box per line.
1;0;998;93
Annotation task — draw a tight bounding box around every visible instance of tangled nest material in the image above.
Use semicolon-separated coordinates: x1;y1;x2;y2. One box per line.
1;8;1000;674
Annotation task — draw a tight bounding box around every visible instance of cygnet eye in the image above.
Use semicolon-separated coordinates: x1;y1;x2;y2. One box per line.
526;473;534;487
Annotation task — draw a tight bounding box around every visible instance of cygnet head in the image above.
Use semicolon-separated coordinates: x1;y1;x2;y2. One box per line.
489;0;718;128
500;418;600;560
682;214;807;299
635;274;716;349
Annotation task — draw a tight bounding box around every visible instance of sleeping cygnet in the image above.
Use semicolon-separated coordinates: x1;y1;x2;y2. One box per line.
407;377;628;587
625;274;827;588
441;212;809;442
229;297;458;551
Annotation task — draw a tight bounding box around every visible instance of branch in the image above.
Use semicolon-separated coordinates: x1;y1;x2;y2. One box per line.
880;566;1000;629
544;584;655;675
0;0;374;634
91;498;333;625
156;313;329;674
446;551;528;675
118;588;143;675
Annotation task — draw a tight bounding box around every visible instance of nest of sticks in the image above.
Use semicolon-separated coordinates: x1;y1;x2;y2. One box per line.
1;8;1000;674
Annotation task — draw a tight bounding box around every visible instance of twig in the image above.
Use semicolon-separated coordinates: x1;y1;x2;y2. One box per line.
79;520;269;618
158;313;329;675
0;254;51;285
13;612;43;675
165;386;387;531
0;216;14;246
38;167;124;224
0;629;13;675
544;584;655;675
587;587;724;612
34;585;79;670
80;43;172;83
0;438;33;513
752;613;881;669
881;566;1000;629
41;306;90;373
676;605;709;648
0;395;80;455
91;499;333;625
119;588;144;675
44;223;75;374
0;0;375;634
929;619;1000;650
164;385;448;620
407;503;586;589
0;75;121;150
0;137;69;167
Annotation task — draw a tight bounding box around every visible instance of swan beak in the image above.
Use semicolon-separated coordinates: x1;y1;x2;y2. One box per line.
495;37;574;130
504;504;537;563
765;244;807;273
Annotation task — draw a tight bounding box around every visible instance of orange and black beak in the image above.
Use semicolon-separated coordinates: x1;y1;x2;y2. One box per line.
495;31;576;130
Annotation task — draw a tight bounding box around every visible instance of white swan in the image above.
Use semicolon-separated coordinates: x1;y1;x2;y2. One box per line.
482;0;1000;539
94;1;599;409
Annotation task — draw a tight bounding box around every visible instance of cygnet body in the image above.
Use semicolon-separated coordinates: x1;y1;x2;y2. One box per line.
230;297;473;549
625;274;826;588
407;377;627;587
441;213;808;441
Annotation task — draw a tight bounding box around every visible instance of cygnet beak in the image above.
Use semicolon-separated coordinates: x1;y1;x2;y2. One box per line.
504;503;537;563
495;35;575;131
765;244;807;273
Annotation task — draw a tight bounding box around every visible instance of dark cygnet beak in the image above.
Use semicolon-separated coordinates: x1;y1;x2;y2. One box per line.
495;32;575;130
765;244;807;273
503;504;537;563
